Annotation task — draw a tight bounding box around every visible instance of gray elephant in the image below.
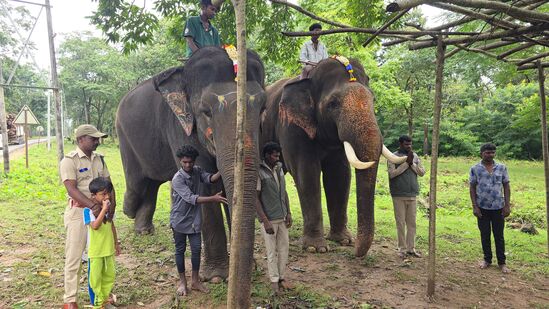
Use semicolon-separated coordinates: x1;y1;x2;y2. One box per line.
260;57;404;257
116;46;266;281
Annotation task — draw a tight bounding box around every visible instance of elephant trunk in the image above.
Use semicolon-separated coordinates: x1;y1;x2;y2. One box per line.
215;141;259;282
337;85;382;257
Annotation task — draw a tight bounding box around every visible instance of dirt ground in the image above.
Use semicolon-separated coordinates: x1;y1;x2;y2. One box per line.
111;234;548;309
250;238;548;309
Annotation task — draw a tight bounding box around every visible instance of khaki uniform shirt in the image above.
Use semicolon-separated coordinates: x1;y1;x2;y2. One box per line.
59;147;110;198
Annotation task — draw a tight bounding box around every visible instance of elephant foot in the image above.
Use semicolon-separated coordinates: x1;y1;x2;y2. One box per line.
134;223;155;235
327;228;354;246
302;235;330;253
200;265;228;283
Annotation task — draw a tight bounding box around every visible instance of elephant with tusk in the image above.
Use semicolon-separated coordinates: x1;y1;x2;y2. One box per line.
261;57;405;256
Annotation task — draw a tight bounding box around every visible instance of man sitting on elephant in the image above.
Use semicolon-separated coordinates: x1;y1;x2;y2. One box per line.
299;23;329;79
184;0;221;57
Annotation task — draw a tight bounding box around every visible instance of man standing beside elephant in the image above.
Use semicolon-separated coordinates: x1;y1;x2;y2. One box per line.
184;0;221;57
256;142;292;294
388;135;425;258
59;124;115;309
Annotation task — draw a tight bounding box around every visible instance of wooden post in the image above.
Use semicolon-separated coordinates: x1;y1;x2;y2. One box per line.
227;0;253;308
427;36;445;297
45;0;64;161
0;60;9;173
537;61;549;256
24;108;28;168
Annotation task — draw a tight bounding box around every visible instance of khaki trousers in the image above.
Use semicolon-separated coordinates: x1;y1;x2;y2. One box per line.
260;219;289;283
391;196;417;252
64;205;87;303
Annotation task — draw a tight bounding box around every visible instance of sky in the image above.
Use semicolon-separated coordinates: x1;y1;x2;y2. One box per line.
6;0;444;72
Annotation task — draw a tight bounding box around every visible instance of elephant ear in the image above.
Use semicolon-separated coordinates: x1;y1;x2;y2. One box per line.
279;79;316;139
153;66;194;136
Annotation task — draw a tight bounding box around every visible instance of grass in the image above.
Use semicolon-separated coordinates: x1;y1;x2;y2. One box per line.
0;141;548;308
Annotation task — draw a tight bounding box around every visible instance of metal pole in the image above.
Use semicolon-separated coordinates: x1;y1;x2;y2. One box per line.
24;108;28;168
47;90;51;151
0;59;9;173
537;61;549;256
45;0;64;162
427;36;446;297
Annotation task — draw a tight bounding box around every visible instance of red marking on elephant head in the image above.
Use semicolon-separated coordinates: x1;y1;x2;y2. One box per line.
279;103;316;139
244;155;254;167
205;127;213;139
244;134;254;151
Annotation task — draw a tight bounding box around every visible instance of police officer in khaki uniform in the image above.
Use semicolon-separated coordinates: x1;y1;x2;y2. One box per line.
59;124;115;309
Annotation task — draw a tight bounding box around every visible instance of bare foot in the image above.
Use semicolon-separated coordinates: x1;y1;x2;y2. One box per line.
271;282;280;295
479;261;491;269
278;279;292;290
398;251;407;259
176;282;188;296
499;264;510;273
191;281;209;293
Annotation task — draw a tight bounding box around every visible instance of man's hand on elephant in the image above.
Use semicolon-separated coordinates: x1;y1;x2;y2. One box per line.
263;220;274;234
212;191;228;204
285;214;292;228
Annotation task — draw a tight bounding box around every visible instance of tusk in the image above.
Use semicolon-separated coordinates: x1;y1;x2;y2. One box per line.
343;141;376;169
382;145;407;164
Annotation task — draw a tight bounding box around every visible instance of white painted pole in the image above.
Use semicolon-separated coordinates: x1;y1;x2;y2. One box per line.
47;90;51;151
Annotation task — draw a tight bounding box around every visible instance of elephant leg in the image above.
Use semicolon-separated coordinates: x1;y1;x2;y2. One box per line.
322;151;353;246
293;160;327;253
200;184;229;282
133;178;162;235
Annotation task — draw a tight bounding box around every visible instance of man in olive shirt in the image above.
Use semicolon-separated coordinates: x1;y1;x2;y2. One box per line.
256;142;292;294
59;124;115;309
388;135;425;258
184;0;221;57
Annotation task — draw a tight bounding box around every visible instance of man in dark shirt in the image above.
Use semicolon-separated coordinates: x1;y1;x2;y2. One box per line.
256;142;292;294
388;135;425;258
184;0;221;57
171;145;226;296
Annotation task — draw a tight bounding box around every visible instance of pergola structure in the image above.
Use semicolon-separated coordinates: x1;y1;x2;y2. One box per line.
272;0;548;298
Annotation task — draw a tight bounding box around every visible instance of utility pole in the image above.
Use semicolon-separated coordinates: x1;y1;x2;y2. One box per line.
0;59;9;173
45;0;64;162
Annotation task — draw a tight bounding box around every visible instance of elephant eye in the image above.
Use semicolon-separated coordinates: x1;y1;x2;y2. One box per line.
204;109;212;118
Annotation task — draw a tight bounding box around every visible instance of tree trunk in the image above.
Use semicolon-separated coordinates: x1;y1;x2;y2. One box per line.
537;61;549;256
227;0;253;308
423;122;429;155
427;36;445;298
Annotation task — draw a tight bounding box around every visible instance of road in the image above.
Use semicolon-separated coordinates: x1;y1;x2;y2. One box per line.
1;137;51;153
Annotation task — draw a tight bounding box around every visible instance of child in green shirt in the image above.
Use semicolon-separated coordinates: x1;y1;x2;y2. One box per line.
84;177;121;309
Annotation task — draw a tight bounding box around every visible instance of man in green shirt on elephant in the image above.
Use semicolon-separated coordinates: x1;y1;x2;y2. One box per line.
184;0;221;57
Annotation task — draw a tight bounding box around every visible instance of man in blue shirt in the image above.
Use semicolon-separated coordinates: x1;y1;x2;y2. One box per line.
469;143;511;273
171;145;226;296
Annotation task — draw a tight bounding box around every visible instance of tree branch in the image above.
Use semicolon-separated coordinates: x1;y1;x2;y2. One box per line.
269;0;351;28
408;24;548;50
387;0;549;24
517;51;549;66
283;28;481;37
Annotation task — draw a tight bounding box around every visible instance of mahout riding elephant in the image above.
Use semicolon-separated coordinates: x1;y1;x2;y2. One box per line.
116;46;265;281
261;57;405;257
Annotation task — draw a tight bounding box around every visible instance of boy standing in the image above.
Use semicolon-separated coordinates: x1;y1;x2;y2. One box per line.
469;143;511;273
84;177;121;309
171;145;227;296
